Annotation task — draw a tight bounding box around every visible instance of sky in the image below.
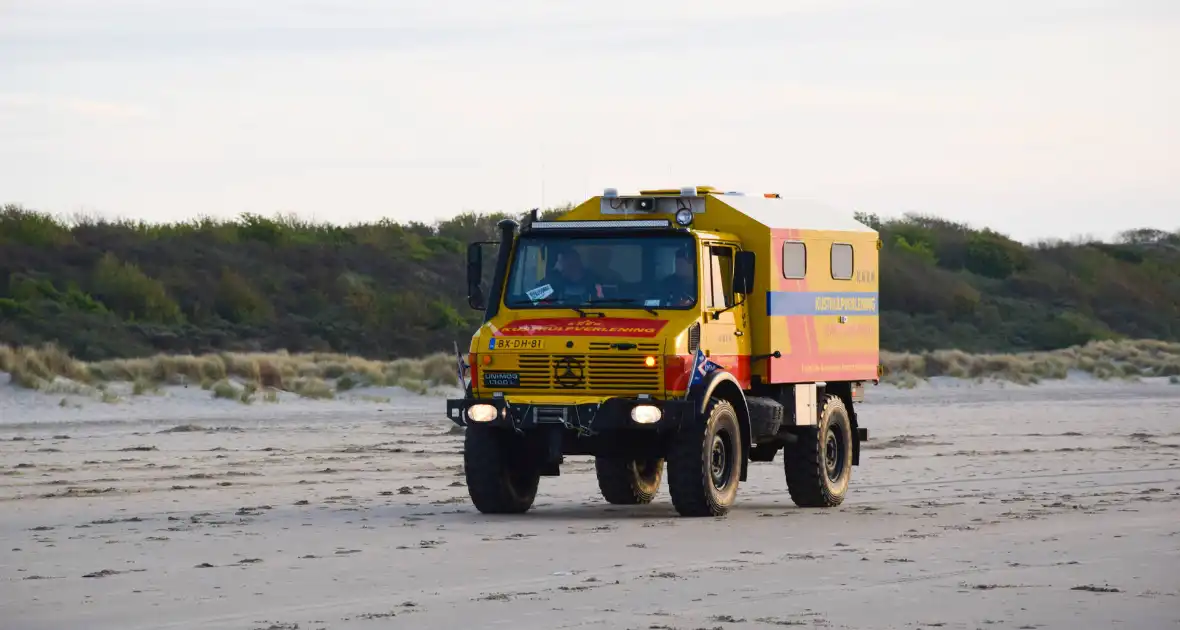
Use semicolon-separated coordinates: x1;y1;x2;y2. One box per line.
1;0;1177;243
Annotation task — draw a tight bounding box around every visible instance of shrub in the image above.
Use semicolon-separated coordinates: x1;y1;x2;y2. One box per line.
211;379;240;400
215;268;274;324
91;253;183;324
290;377;334;399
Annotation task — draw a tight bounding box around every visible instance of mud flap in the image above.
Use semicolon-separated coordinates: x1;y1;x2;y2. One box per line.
854;427;868;465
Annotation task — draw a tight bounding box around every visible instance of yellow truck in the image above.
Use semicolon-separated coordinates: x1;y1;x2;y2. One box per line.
446;185;879;517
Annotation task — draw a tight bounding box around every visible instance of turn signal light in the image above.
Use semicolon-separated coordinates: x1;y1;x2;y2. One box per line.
644;355;657;368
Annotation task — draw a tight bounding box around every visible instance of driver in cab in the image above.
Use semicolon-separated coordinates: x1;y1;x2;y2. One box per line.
534;248;604;303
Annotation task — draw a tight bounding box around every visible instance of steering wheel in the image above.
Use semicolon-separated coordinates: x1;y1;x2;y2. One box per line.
667;289;694;306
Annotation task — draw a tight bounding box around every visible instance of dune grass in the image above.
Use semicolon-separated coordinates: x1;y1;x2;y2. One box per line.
0;343;462;402
879;338;1180;387
2;339;1177;401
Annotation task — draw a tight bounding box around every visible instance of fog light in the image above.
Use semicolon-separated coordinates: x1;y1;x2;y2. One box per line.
674;208;693;226
467;404;498;423
631;405;662;424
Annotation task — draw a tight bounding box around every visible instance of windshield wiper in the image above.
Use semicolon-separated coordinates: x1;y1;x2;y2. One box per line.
585;298;658;316
570;306;604;318
507;299;601;318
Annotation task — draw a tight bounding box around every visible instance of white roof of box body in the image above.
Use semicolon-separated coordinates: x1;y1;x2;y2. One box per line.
714;195;877;234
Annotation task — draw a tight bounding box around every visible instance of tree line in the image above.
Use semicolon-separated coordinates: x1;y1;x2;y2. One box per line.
1;203;1177;361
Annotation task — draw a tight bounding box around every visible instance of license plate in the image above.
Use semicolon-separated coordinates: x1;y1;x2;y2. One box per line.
482;371;520;388
491;338;545;350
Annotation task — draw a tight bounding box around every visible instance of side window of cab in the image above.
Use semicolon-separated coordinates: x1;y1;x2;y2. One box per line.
711;245;735;308
701;243;735;309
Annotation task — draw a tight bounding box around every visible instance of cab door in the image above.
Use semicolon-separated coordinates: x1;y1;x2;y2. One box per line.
699;241;752;387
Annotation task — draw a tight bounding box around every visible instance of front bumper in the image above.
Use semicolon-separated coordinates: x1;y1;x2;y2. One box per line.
446;396;696;432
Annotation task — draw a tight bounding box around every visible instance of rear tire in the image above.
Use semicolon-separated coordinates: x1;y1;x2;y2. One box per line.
784;395;852;508
464;424;540;514
666;398;742;517
595;456;663;504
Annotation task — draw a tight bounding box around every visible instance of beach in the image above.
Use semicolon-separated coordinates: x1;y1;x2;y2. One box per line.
2;376;1178;630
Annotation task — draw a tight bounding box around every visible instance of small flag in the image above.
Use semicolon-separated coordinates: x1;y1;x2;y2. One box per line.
685;348;723;396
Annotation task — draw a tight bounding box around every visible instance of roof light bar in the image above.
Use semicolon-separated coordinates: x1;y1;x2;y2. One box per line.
530;219;672;230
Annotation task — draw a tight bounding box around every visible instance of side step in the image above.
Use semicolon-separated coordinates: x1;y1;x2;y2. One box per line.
749;395;869;441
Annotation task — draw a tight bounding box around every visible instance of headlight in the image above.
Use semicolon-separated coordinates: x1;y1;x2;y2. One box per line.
674;208;693;226
631;405;662;424
467;404;498;423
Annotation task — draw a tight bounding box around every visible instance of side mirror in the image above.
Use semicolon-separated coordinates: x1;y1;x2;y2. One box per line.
734;250;755;295
466;242;486;310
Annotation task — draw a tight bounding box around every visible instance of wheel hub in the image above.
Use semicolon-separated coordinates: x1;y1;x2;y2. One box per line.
824;427;843;482
710;433;730;489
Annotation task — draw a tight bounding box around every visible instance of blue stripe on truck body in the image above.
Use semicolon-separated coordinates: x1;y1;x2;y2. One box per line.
766;291;879;316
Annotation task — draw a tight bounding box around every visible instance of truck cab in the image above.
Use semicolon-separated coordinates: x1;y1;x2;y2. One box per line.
447;186;879;517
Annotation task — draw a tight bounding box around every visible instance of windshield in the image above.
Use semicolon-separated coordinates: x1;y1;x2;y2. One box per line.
504;233;697;310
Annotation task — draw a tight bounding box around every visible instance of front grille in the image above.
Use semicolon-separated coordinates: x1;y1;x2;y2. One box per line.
514;354;661;393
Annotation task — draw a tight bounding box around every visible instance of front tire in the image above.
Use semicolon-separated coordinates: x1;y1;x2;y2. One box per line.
784;394;853;508
464;424;540;514
595;456;663;504
666;398;742;517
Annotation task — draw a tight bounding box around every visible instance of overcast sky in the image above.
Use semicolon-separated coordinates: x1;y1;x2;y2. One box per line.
1;0;1177;243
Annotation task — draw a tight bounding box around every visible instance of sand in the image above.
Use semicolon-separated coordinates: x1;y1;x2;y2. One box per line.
2;377;1179;630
